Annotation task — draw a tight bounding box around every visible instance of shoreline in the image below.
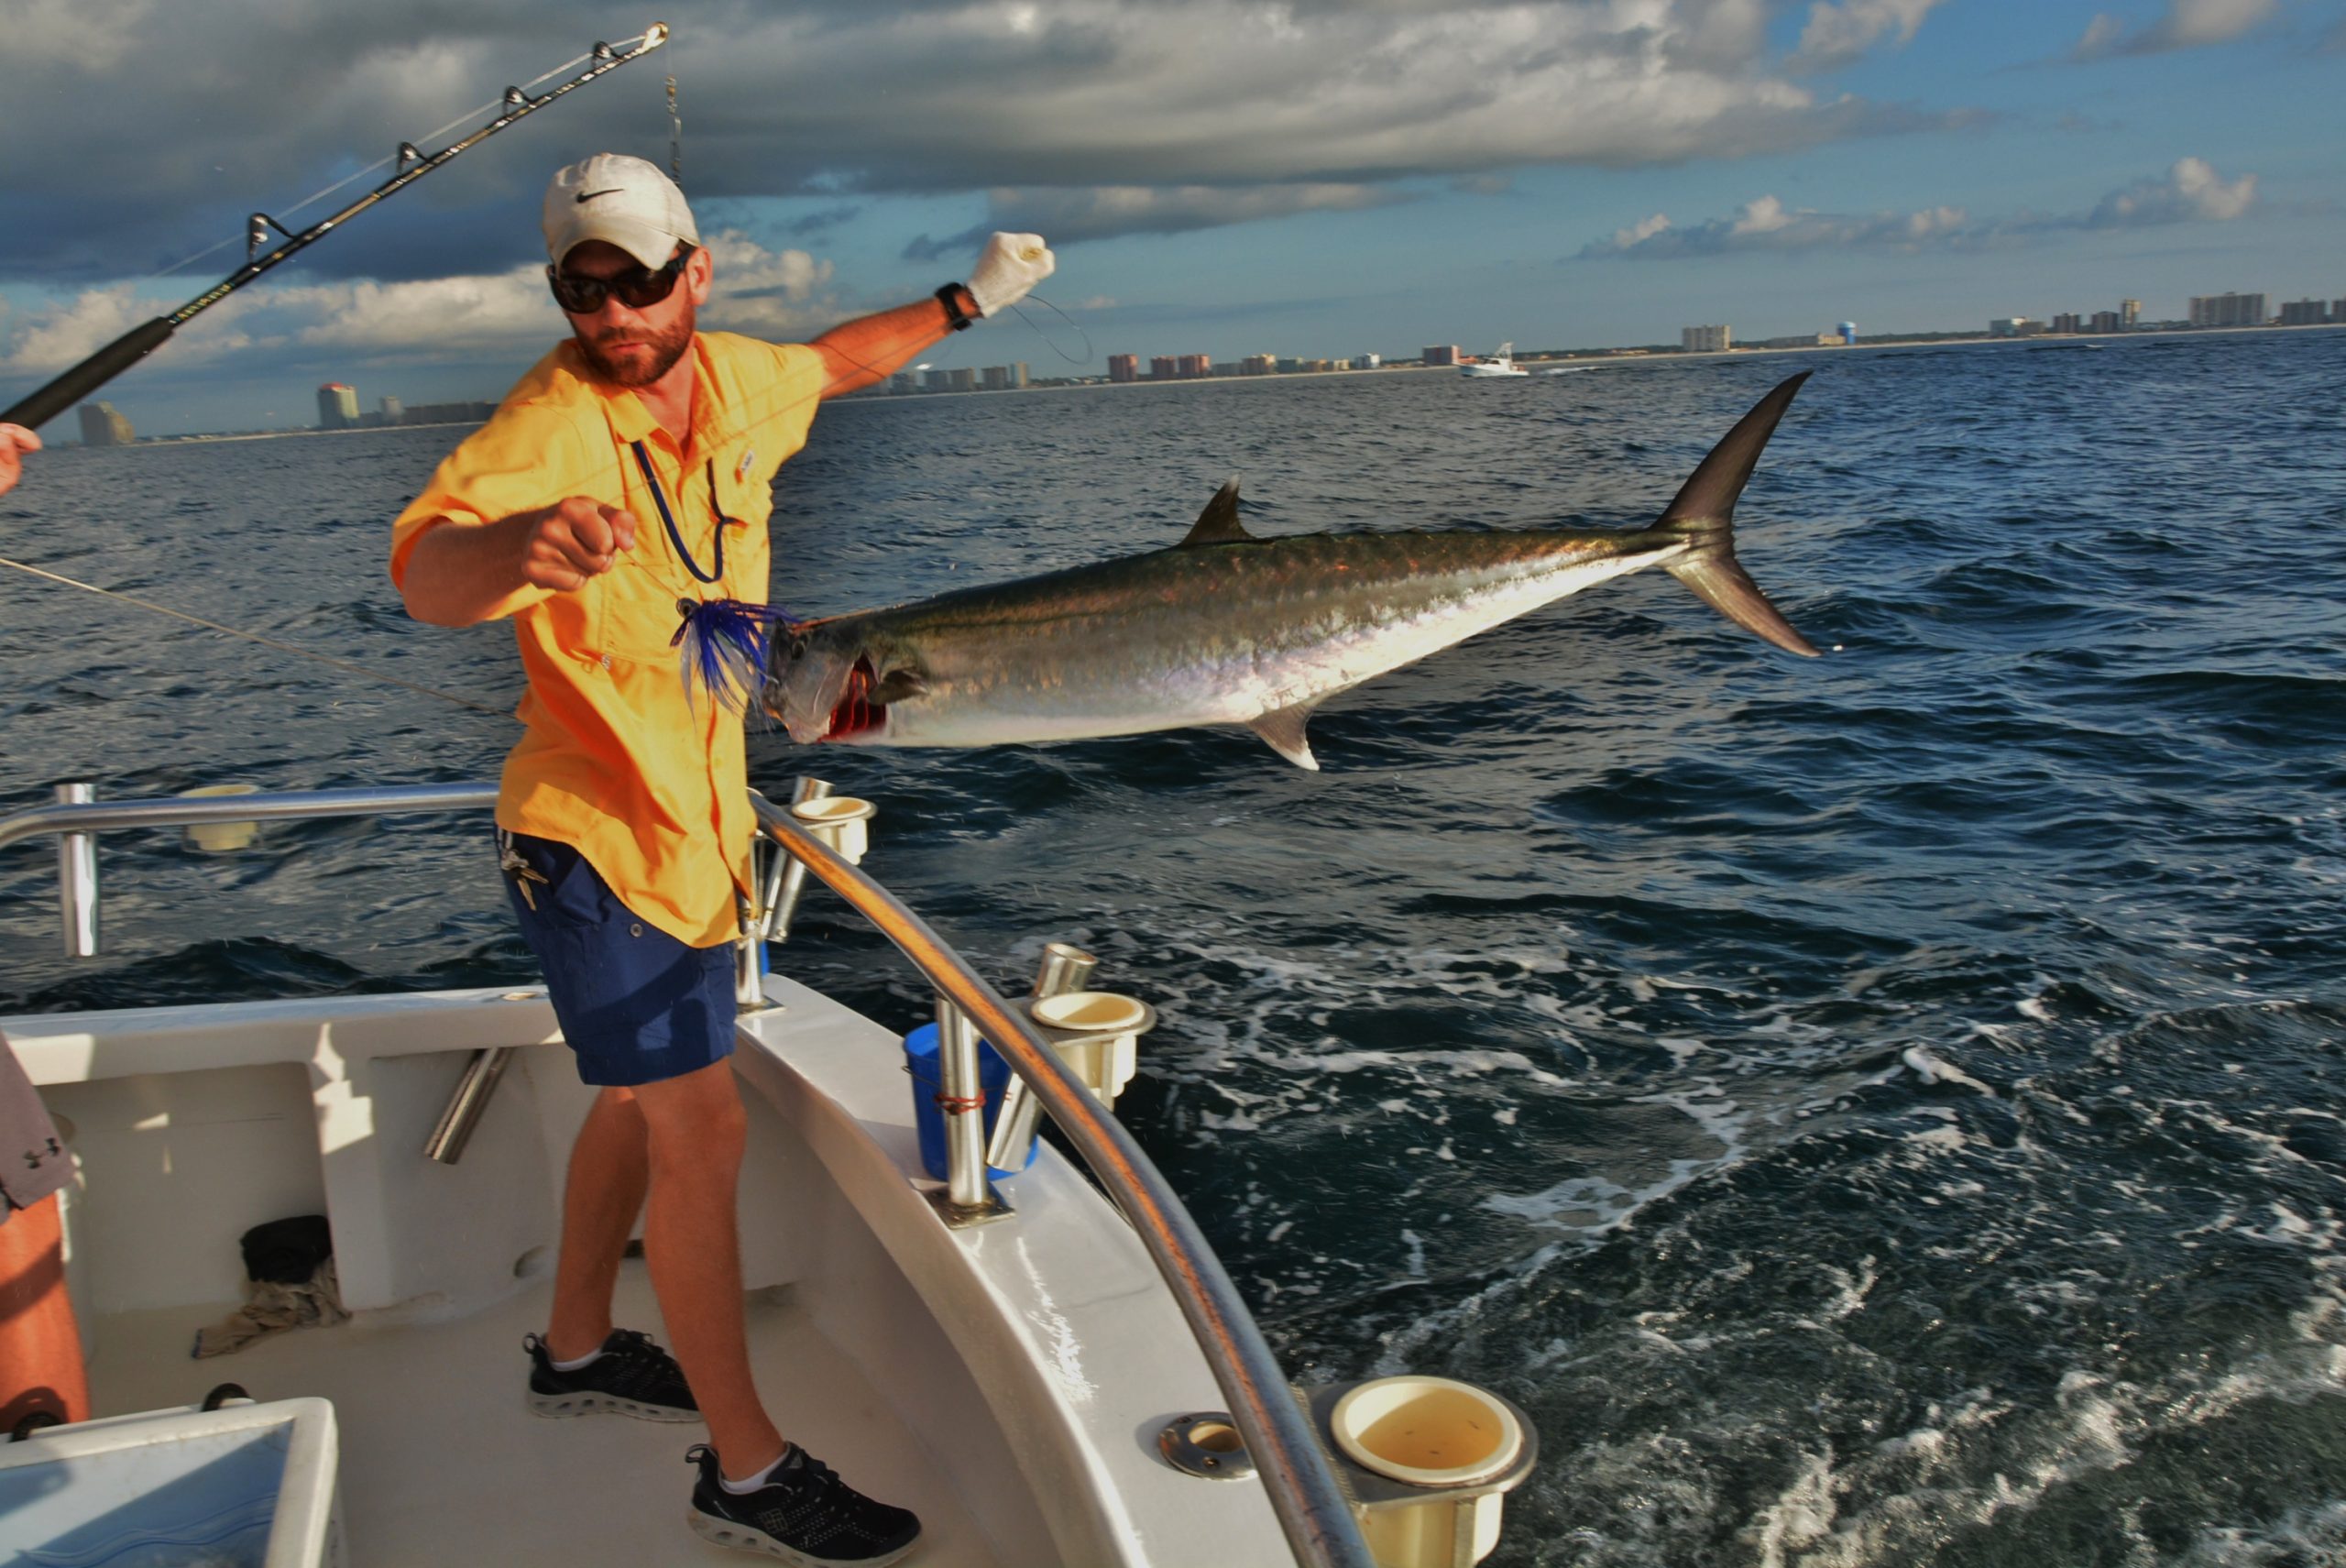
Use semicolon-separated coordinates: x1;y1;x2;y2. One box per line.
845;319;2345;402
67;320;2345;440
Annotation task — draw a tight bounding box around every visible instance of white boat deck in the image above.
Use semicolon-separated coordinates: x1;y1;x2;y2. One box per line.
9;977;1291;1568
86;1264;1002;1566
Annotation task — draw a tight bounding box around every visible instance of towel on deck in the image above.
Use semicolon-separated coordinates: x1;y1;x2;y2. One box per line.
192;1258;349;1358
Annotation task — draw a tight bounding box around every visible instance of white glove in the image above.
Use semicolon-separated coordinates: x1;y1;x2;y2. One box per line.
965;232;1054;318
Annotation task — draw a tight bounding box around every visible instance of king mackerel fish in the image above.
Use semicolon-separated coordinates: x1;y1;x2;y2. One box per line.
765;373;1822;770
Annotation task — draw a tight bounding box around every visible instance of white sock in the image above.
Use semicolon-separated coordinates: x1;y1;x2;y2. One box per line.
549;1346;604;1372
720;1446;795;1495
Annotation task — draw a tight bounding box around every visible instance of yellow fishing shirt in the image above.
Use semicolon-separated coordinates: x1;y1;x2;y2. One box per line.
390;334;827;947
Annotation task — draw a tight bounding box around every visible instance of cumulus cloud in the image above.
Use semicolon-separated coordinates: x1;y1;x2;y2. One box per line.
905;182;1412;258
1581;157;2258;258
1790;0;1948;71
10;0;161;72
696;235;839;338
1580;194;1971;258
0;0;1979;280
2071;0;2279;59
2084;156;2257;225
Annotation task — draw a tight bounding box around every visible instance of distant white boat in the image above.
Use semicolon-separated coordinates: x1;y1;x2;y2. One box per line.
1460;342;1529;378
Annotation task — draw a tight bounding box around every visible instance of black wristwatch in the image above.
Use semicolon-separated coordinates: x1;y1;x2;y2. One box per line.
936;282;976;331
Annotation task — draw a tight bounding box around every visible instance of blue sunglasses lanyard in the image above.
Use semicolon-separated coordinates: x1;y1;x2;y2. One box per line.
630;440;727;586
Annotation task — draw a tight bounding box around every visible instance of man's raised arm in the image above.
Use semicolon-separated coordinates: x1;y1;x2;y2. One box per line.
813;233;1054;397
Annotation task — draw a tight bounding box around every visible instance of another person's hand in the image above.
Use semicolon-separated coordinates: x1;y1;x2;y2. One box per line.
966;233;1055;318
0;423;41;499
521;497;636;592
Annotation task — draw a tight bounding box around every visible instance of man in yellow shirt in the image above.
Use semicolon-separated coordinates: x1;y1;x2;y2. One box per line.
393;153;1051;1563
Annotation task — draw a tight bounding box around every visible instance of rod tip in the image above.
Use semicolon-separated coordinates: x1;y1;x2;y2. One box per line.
644;22;670;48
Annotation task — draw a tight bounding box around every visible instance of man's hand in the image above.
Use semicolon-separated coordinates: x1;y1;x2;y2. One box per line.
0;423;41;500
521;497;637;592
966;233;1054;318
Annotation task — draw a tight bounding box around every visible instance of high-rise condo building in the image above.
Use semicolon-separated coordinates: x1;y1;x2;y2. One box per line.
1682;324;1731;353
2188;293;2265;327
316;383;359;429
77;402;133;446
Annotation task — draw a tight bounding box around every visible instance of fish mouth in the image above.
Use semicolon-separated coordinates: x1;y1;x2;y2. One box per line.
819;656;887;741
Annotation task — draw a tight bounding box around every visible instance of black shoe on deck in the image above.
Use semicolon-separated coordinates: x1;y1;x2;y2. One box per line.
523;1329;698;1422
686;1442;922;1566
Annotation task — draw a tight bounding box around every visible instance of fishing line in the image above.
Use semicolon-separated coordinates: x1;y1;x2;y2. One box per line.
1002;293;1093;367
0;553;508;717
145;47;609;286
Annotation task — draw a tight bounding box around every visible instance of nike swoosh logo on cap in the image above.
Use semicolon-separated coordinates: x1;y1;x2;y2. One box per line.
576;189;624;203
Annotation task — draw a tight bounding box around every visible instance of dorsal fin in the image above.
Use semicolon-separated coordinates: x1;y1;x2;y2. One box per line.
1178;478;1252;546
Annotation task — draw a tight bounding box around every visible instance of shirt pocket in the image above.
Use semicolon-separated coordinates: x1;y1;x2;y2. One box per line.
596;553;695;663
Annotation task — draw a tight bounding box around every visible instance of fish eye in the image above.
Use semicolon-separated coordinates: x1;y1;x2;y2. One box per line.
787;638;806;662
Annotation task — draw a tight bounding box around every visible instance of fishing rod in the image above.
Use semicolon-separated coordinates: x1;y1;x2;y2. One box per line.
0;23;671;433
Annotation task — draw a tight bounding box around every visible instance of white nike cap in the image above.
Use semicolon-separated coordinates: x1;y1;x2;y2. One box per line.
542;153;699;270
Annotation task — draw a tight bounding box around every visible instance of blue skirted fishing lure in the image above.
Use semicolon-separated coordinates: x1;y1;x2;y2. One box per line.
631;440;797;716
671;595;792;715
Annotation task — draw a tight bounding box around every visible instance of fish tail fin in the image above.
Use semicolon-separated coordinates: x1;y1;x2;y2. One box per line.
1653;372;1821;658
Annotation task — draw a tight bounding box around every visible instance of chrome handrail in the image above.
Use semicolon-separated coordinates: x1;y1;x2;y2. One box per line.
751;792;1370;1568
1;780;1375;1568
0;782;499;852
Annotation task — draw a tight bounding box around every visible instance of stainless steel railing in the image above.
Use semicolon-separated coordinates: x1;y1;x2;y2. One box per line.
748;793;1371;1568
0;781;1375;1568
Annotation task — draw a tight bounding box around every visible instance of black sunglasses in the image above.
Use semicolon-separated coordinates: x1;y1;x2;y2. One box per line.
546;247;696;314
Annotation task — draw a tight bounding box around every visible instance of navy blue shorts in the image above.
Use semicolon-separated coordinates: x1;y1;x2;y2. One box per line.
499;830;737;1087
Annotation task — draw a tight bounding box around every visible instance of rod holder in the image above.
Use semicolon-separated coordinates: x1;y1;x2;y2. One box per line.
791;794;874;861
1299;1377;1539;1568
732;899;769;1009
179;784;261;853
422;1047;512;1165
1028;990;1155;1108
930;996;1011;1225
57;783;97;959
744;777;875;1004
761;777;838;943
984;944;1098;1174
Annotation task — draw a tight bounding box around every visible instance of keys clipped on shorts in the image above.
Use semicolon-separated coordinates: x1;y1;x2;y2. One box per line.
499;832;549;912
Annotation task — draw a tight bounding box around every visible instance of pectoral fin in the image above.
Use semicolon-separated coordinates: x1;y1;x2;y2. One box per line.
1246;703;1321;770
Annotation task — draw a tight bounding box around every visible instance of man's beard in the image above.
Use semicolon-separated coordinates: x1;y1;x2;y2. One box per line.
577;305;696;388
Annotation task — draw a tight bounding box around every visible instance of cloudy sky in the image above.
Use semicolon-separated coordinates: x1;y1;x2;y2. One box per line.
2;0;2338;435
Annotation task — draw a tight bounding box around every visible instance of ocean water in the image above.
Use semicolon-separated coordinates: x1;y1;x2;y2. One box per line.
4;329;2344;1566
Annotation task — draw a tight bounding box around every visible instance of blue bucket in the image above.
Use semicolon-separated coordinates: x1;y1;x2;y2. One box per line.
903;1023;1039;1181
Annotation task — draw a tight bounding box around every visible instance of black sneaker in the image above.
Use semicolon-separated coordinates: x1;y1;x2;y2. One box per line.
523;1329;698;1422
686;1442;922;1566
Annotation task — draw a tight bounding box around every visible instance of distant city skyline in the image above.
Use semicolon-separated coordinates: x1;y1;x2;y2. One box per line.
5;1;2341;437
71;313;2342;443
